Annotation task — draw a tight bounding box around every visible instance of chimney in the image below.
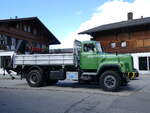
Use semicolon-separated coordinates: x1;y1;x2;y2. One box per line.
127;12;133;20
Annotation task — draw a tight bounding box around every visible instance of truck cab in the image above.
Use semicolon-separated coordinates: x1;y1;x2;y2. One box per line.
80;41;102;70
78;40;138;91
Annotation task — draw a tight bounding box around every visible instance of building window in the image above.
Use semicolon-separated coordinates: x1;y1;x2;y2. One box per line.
4;36;7;45
110;42;116;48
27;26;31;32
0;35;5;45
12;38;16;46
42;44;46;48
121;41;127;47
7;37;12;45
144;39;150;47
33;29;37;35
139;57;148;70
36;43;40;48
11;38;16;50
32;42;37;47
16;24;19;29
137;40;143;47
0;40;4;45
24;25;27;32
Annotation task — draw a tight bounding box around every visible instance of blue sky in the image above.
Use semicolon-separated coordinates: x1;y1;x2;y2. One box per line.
0;0;134;42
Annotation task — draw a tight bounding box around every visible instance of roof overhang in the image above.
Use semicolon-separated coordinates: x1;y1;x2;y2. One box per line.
0;17;61;45
79;17;150;35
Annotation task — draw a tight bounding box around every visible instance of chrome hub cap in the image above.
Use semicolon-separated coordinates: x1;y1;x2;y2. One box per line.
104;75;116;88
30;73;38;84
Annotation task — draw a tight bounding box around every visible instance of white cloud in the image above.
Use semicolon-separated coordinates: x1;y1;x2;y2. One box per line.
50;0;150;49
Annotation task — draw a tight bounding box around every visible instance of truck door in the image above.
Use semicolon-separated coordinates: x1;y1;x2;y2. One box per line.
80;43;98;70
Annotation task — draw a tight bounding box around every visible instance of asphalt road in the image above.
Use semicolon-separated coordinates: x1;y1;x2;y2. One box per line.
0;75;150;113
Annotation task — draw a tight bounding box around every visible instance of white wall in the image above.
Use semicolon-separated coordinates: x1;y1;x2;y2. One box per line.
0;51;14;57
0;51;15;74
131;52;150;75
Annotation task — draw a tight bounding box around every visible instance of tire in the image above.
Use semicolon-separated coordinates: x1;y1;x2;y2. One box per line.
26;69;44;87
100;71;121;92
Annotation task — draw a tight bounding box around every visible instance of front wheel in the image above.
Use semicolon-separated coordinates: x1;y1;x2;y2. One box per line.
99;71;121;92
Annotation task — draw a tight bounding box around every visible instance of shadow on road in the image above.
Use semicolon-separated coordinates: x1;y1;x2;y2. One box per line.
49;80;138;92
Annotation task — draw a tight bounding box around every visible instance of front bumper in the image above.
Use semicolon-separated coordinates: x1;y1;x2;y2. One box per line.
122;69;139;82
128;71;139;80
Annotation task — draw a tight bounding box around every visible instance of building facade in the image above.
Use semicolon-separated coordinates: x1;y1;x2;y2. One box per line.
0;17;60;54
79;13;150;74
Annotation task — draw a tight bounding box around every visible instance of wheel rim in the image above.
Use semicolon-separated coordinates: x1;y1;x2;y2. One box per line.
104;75;116;89
29;73;38;84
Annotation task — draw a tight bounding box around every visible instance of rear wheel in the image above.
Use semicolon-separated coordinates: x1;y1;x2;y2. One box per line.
26;69;44;87
100;71;121;91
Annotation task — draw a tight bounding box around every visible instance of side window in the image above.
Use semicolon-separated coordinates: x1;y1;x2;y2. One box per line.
121;41;127;47
83;44;96;52
110;42;116;48
139;57;147;70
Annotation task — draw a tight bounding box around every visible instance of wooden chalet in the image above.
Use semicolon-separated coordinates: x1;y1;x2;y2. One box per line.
0;17;60;54
79;13;150;54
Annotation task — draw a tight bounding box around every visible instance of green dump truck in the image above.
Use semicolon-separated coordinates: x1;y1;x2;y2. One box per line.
1;40;138;91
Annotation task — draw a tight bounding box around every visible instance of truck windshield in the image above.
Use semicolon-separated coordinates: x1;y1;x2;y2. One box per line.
96;42;102;52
